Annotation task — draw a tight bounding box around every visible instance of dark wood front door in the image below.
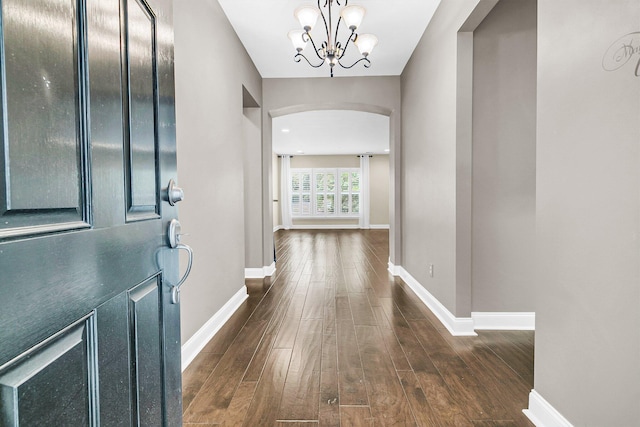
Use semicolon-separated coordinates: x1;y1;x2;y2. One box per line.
0;0;182;425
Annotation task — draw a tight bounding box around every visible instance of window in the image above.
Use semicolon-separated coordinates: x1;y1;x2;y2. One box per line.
291;168;360;217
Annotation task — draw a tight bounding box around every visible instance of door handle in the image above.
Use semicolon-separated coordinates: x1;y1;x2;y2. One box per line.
167;219;193;304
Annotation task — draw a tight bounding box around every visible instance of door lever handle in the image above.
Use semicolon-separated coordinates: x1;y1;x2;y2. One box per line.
170;243;193;304
167;219;193;304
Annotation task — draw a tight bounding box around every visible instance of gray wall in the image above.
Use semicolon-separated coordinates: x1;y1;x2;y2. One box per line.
401;1;482;315
370;155;390;226
471;0;537;312
291;155;360;168
262;77;402;264
403;0;640;424
535;0;640;424
174;0;262;343
243;107;263;268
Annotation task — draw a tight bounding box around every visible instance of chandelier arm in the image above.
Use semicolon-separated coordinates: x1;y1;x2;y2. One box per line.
303;32;326;61
337;56;371;70
338;30;357;59
294;52;325;68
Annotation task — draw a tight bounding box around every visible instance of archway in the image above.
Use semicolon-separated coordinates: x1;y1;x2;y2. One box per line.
259;77;402;275
272;109;390;232
262;102;399;275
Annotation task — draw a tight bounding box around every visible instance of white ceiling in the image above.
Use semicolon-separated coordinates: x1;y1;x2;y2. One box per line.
273;110;389;155
217;0;441;79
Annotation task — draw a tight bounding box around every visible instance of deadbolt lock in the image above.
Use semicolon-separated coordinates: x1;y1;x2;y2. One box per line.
166;179;184;206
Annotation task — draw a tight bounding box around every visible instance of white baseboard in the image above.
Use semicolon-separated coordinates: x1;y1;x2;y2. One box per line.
393;266;476;336
291;224;360;230
472;312;535;330
370;224;390;229
281;224;387;230
388;260;400;276
244;262;276;279
245;268;265;278
524;390;574;427
389;264;535;334
181;286;248;371
264;262;276;276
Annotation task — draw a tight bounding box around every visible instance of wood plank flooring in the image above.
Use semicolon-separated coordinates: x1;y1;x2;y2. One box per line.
182;230;534;426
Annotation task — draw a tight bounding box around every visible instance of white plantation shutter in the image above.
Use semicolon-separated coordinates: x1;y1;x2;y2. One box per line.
314;169;337;215
290;169;312;216
290;167;360;218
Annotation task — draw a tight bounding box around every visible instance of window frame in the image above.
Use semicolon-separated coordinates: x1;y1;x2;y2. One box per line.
290;167;360;219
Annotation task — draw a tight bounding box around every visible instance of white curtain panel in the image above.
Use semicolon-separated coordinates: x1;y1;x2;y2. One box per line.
359;155;371;229
280;155;293;230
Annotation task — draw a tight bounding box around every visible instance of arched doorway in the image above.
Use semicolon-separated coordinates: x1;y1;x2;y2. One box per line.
271;110;390;232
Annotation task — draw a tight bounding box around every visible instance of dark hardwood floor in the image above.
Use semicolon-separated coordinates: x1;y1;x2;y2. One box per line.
182;230;534;426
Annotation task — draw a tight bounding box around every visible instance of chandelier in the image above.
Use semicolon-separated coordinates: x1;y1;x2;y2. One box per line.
288;1;378;77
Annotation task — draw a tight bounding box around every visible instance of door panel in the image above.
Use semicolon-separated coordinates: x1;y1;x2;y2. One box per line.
0;0;181;424
96;293;133;426
86;0;127;229
129;276;163;426
0;0;89;234
123;0;159;220
0;316;94;426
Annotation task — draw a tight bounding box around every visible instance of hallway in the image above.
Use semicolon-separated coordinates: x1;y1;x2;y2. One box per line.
182;230;534;426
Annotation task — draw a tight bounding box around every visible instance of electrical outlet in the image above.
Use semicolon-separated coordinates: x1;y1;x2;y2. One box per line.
429;264;434;277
